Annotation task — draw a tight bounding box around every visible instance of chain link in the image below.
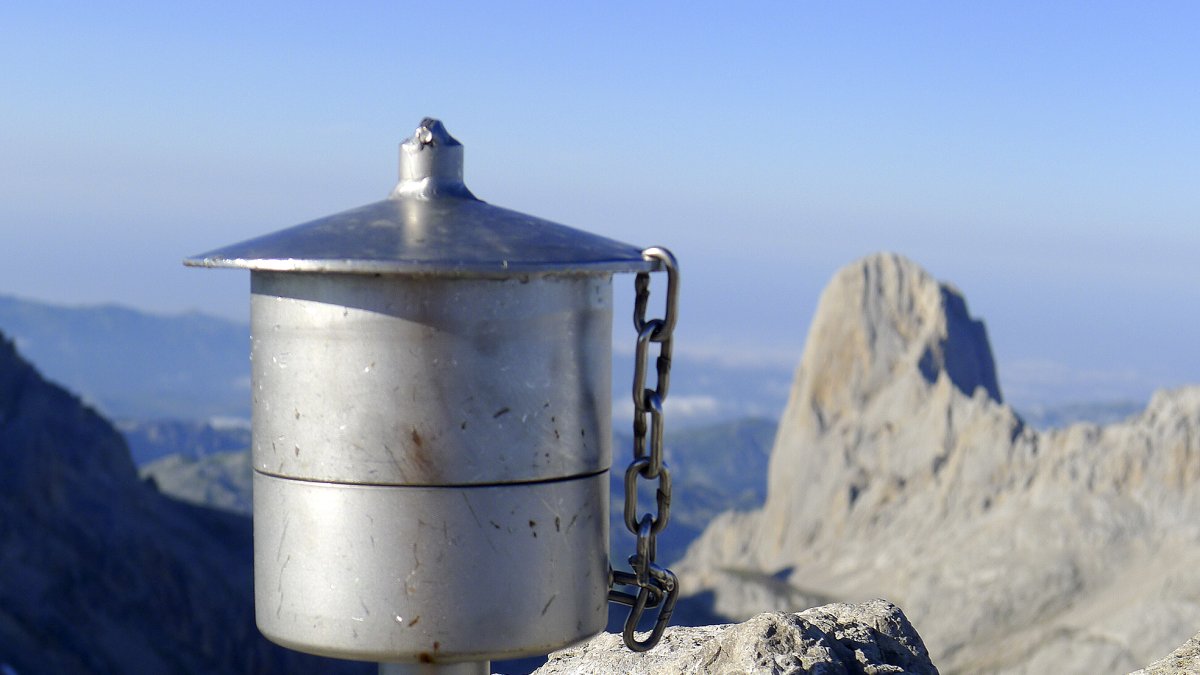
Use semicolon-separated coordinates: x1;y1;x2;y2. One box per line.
609;247;680;652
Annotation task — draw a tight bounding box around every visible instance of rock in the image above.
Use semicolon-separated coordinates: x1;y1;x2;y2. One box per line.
0;332;366;674
532;600;938;675
677;253;1200;674
140;449;254;514
1134;632;1200;674
119;417;251;466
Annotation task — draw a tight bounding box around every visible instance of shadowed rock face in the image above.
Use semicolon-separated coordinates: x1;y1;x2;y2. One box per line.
0;333;366;674
677;253;1200;674
925;286;1001;403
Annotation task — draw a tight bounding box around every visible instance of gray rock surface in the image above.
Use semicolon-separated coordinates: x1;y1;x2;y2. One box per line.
141;449;254;514
677;253;1200;674
532;599;937;675
1134;632;1200;674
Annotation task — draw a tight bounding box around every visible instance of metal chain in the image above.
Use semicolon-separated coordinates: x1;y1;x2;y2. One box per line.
609;246;680;652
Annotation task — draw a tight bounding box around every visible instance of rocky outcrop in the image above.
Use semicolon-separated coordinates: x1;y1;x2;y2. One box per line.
119;417;251;466
140;449;253;514
0;333;365;674
677;253;1200;674
1135;632;1200;674
534;600;937;675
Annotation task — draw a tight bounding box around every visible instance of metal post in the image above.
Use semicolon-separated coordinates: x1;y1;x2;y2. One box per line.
379;662;490;675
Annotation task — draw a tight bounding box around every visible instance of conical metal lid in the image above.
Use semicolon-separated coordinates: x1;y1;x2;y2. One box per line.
184;119;657;275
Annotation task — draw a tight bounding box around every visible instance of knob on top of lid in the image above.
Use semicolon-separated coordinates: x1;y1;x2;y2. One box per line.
393;118;472;200
184;118;658;276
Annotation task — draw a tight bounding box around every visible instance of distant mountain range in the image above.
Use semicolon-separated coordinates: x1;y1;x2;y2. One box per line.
1014;399;1144;428
119;417;250;466
0;295;248;420
1;262;1192;673
0;293;1137;433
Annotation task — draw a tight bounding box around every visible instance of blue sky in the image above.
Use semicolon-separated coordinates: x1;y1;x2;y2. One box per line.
2;2;1197;408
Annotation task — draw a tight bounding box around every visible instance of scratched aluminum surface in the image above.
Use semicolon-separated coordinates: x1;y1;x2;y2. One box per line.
250;271;613;486
254;472;608;662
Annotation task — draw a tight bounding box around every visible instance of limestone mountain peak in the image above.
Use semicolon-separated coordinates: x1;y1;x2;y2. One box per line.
794;252;1001;427
678;253;1200;674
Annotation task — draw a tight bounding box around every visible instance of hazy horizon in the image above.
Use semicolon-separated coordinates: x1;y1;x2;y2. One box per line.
3;2;1197;410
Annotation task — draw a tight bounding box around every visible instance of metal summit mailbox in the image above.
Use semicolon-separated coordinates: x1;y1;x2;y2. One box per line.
185;119;679;672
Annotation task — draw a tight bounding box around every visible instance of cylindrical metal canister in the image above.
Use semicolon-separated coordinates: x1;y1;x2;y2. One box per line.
185;119;660;664
249;271;613;661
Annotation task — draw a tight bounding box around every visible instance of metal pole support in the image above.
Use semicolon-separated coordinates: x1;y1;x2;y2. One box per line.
379;662;491;675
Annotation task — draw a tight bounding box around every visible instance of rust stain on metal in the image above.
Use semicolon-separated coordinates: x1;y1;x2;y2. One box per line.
404;427;438;479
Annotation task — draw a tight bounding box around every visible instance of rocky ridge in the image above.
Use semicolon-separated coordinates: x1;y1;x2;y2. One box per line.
677;253;1200;674
0;332;365;674
533;599;938;675
1135;631;1200;674
140;449;254;514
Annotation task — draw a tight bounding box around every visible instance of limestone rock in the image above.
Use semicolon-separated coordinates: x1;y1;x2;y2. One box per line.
677;253;1200;674
532;600;938;675
1134;632;1200;674
140;449;254;514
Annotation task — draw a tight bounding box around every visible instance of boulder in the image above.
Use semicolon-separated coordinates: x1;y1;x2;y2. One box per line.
533;600;938;675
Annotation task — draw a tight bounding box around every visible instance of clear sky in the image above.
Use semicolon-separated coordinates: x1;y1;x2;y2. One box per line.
2;1;1197;408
